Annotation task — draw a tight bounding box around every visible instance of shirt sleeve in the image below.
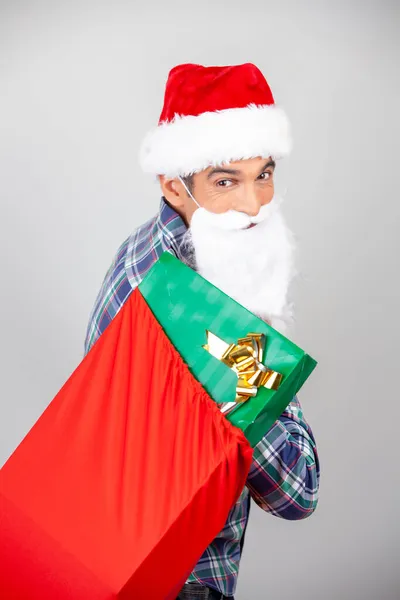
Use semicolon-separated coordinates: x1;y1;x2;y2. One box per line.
246;394;320;520
84;247;134;356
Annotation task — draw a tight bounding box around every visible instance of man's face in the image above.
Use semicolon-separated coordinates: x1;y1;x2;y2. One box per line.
159;156;275;225
159;155;294;331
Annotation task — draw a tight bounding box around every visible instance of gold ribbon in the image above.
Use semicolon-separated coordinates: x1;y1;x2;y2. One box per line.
203;331;283;413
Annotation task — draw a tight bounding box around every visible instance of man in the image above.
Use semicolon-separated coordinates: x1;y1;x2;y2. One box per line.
84;63;320;600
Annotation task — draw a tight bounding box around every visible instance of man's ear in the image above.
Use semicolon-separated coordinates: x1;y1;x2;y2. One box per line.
158;175;186;209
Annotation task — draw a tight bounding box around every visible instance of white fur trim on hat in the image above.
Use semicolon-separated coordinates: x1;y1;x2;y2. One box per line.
139;103;292;178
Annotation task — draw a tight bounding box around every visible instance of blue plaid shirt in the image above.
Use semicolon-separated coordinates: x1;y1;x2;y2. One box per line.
84;197;320;597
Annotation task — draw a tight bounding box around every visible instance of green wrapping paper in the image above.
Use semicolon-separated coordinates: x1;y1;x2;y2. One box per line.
139;252;317;447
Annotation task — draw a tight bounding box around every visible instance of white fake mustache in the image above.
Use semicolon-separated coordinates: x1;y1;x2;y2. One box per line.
191;194;283;231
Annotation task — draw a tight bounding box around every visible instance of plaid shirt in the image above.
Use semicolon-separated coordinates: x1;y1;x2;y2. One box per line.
84;197;320;597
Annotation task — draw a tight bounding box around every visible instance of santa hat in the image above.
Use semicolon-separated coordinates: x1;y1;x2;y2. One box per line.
139;62;292;178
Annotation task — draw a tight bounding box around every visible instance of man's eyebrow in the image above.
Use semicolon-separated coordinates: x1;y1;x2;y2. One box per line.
262;159;276;171
207;159;276;179
207;166;241;178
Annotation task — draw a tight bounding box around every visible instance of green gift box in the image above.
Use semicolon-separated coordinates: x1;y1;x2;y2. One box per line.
139;251;317;448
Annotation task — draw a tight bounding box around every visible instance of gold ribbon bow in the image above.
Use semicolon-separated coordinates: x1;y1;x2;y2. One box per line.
203;331;283;414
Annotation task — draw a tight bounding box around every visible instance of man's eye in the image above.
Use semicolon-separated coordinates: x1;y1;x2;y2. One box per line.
259;171;272;180
217;179;231;187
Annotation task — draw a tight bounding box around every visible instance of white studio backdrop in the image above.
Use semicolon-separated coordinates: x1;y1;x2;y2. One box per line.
0;1;399;599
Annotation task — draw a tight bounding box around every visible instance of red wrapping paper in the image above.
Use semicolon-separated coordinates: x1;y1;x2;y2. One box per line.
0;289;253;599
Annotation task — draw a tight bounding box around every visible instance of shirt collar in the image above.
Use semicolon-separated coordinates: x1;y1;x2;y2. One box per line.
156;196;188;257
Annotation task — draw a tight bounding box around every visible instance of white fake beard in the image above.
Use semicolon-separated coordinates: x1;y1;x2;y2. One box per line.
179;195;296;334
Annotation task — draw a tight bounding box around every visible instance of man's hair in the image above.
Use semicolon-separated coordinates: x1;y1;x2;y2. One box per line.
181;174;195;196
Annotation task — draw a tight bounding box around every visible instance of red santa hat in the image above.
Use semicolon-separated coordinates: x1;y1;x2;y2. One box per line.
139;62;292;178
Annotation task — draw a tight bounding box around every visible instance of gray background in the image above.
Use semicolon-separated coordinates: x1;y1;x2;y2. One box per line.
1;1;399;598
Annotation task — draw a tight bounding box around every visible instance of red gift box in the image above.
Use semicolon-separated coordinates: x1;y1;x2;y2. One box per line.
0;289;253;599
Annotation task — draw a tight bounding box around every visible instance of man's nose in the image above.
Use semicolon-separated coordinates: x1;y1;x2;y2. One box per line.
234;191;262;217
